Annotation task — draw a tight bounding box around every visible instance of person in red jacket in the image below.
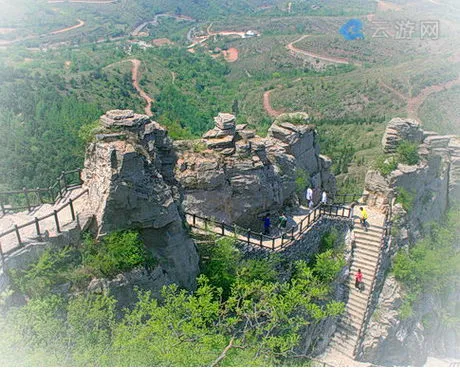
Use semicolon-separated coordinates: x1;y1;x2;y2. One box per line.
355;269;363;291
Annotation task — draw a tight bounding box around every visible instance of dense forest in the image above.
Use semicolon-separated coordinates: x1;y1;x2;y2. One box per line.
0;234;346;366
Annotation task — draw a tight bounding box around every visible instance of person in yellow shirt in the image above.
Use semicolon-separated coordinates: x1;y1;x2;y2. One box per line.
360;207;369;231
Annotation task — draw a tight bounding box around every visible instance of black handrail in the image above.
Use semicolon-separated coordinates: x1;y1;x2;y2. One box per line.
0;189;89;257
186;204;352;251
0;169;83;215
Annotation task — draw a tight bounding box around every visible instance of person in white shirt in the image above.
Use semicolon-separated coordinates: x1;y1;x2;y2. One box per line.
306;187;313;202
321;190;327;204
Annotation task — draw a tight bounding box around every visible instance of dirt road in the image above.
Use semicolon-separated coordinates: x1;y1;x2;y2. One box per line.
380;77;460;120
49;19;85;35
286;35;355;65
129;59;154;117
263;89;283;117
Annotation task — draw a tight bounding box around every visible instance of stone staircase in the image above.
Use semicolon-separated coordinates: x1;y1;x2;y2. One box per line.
323;207;386;365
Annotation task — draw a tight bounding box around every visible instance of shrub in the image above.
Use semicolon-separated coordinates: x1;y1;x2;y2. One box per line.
374;156;398;176
9;247;79;298
319;228;339;252
313;249;346;283
295;168;310;198
395;187;415;212
397;140;420;165
82;231;155;278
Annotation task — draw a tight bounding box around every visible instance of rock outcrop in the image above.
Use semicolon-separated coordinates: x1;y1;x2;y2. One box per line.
365;118;460;235
82;110;199;290
359;118;460;365
175;112;336;227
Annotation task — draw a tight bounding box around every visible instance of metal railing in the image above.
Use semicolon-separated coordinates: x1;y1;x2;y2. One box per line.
186;204;352;251
332;193;369;205
0;189;89;259
0;169;83;215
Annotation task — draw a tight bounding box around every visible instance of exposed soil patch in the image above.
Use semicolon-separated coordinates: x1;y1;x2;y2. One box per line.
223;47;239;62
152;38;173;46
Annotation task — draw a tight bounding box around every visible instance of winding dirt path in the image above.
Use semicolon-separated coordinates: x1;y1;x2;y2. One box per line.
286;35;358;66
49;19;85;35
380;76;460;120
263;89;284;117
129;59;154;116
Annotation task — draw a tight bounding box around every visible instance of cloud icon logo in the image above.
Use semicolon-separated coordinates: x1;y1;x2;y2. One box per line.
340;19;364;40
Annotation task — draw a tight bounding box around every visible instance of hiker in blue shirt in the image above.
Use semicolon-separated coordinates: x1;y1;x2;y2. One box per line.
263;214;271;235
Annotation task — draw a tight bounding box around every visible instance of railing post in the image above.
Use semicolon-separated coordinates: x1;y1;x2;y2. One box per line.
0;201;5;216
57;178;62;200
272;237;275;250
260;233;263;247
281;234;284;248
193;214;196;226
48;187;53;203
69;198;76;221
78;168;83;185
308;212;311;226
62;171;67;193
291;227;295;240
341;207;345;217
34;217;40;236
300;219;304;233
54;210;61;233
247;229;251;246
221;221;225;236
37;187;43;204
23;188;31;212
14;225;22;247
233;224;237;238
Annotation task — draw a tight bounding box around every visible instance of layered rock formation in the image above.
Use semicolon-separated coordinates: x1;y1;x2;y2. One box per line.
365;117;460;235
359;117;460;365
82;110;199;290
175;112;336;226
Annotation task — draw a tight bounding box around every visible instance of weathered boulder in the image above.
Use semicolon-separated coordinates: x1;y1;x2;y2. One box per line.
82;110;199;290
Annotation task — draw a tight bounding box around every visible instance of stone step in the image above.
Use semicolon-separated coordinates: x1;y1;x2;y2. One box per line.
350;263;376;275
346;298;369;315
331;334;356;353
343;309;366;324
329;339;355;358
354;241;381;254
336;323;360;337
351;260;378;274
339;316;362;331
345;300;367;315
352;221;385;233
353;253;379;266
354;227;383;237
352;247;380;262
354;232;383;244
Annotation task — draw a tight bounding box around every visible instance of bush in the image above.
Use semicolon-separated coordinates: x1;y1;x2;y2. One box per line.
295;168;310;198
374;156;398;176
395;187;415;212
313;250;346;283
319;228;339;252
82;231;155;278
397;140;420;165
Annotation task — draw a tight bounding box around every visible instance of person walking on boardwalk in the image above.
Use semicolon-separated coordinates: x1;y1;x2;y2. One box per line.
306;186;313;203
321;190;328;205
355;269;363;291
360;206;369;231
263;214;271;235
278;212;288;231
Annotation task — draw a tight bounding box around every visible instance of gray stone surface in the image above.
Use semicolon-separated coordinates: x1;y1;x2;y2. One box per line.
176;112;336;226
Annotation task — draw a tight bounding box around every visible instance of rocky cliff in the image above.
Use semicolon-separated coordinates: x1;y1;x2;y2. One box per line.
359;118;460;365
175;112;336;227
82;110;199;291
